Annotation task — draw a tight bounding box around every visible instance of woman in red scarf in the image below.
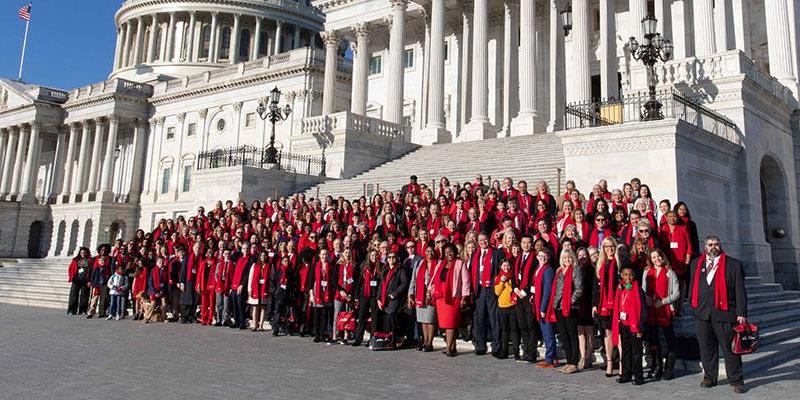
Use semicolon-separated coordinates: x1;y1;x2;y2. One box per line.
310;248;335;343
643;249;680;380
429;243;470;357
612;266;646;385
550;248;584;374
594;237;619;377
352;250;382;346
195;249;217;326
333;248;355;343
247;252;271;332
408;246;439;352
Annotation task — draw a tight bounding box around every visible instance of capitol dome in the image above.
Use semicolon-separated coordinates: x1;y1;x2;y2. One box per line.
109;0;325;81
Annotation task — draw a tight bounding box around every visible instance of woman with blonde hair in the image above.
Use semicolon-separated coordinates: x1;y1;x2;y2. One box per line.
549;248;584;374
594;236;620;377
642;248;680;380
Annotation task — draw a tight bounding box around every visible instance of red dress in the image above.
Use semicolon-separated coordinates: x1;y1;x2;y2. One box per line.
433;264;461;329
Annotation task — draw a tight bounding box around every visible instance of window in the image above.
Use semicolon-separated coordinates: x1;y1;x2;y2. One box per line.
182;165;192;192
187;123;196;137
245;113;256;128
155;27;164;61
369;55;382;75
402;116;412;128
200;25;211;59
220;26;232;60
258;31;269;57
444;42;449;62
216;119;226;132
404;48;414;68
161;167;172;194
240;29;251;60
166;127;175;140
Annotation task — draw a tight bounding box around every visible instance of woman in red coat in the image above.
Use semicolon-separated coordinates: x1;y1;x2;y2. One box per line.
658;211;692;307
248;252;271;331
429;243;470;357
195;249;217;326
67;247;92;315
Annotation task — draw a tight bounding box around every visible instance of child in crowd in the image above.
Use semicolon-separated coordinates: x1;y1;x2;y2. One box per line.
107;266;129;321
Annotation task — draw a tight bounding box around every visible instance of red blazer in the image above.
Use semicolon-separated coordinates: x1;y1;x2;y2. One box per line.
658;225;691;277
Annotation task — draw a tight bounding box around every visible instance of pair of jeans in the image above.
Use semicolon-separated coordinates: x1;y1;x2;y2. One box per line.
539;320;557;363
215;292;230;324
109;294;125;317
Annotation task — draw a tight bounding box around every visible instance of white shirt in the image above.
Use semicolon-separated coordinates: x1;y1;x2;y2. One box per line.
706;255;721;285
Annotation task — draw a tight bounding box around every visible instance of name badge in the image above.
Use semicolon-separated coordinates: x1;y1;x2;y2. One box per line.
269;251;275;257
78;268;85;274
321;280;328;287
518;273;522;282
280;284;287;290
430;229;435;235
620;312;628;321
259;279;265;284
191;269;196;274
370;280;378;287
531;285;536;294
347;278;354;284
670;242;678;249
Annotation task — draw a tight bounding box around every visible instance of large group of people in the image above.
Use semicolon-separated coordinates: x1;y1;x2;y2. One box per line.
65;174;748;393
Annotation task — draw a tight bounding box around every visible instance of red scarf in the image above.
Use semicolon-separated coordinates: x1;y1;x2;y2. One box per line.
432;261;456;303
415;260;435;307
362;265;374;298
612;280;643;346
336;262;354;301
298;263;311;293
313;261;334;305
380;266;398;305
471;248;493;288
152;267;164;291
534;264;552;322
514;253;534;289
598;259;617;316
250;262;269;299
132;269;147;295
691;252;728;311
645;267;673;326
553;265;574;317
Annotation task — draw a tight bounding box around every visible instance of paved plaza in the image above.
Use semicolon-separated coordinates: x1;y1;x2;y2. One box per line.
0;306;796;400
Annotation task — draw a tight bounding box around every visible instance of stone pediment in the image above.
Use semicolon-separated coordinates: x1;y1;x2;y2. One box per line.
0;77;69;113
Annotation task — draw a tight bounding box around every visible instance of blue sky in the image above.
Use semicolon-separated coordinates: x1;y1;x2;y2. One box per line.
0;1;119;89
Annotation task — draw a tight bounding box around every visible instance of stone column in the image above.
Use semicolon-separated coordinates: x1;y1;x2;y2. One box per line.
146;14;159;63
49;130;67;197
294;25;302;49
121;21;133;67
670;0;692;59
321;31;339;115
654;0;671;40
459;8;472;134
187;11;197;62
74;122;92;195
274;20;283;55
129;119;147;197
547;0;566;132
600;0;619;99
166;12;177;62
60;123;79;197
501;1;520;136
19;122;40;196
766;0;799;96
133;16;144;65
0;127;18;195
714;0;732;51
230;13;241;63
210;12;219;62
87;118;105;193
0;129;6;182
351;23;370;115
629;0;647;41
114;26;124;70
421;0;448;144
386;0;408;125
99;116;119;194
732;0;751;57
10;125;29;195
511;0;540;135
693;0;716;56
252;17;263;61
462;0;492;140
572;0;591;102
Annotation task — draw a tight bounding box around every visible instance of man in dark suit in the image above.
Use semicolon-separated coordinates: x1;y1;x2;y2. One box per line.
470;233;504;356
400;175;420;198
689;235;748;393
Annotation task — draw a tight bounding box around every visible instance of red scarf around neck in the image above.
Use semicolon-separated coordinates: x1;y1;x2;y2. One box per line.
598;259;617;315
415;260;437;308
472;248;493;288
691;252;728;311
313;261;333;305
612;280;643;346
381;266;399;305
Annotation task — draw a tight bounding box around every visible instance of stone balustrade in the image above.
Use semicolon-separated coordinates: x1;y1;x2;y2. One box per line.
298;111;411;142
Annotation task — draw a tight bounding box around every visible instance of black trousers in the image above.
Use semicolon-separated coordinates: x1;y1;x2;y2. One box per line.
296;293;310;334
647;323;677;355
472;287;500;353
556;311;580;366
696;319;743;384
514;302;536;360
181;304;197;322
271;294;287;329
354;296;376;343
498;307;519;358
68;280;90;314
383;310;399;339
313;305;333;340
620;325;643;380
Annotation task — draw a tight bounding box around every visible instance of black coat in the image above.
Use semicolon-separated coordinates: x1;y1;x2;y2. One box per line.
177;258;196;305
689;254;747;323
379;266;408;314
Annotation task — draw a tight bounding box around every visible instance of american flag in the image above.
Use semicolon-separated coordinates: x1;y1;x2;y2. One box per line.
18;3;32;21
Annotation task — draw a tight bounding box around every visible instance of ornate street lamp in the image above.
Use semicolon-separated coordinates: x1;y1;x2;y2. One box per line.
624;15;673;121
560;4;572;35
257;86;292;164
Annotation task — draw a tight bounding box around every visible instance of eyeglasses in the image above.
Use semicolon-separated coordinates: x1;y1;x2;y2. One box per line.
620;273;634;277
595;218;606;222
388;256;397;259
638;229;648;233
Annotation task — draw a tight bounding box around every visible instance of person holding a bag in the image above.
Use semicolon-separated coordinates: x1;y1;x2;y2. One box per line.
333;248;355;343
376;251;409;347
689;235;747;394
352;250;381;347
408;246;439;352
642;249;680;380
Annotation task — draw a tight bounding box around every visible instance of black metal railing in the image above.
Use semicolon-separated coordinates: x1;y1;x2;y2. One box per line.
197;145;326;176
564;90;739;142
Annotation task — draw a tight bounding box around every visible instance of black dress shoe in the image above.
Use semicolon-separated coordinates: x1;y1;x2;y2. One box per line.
351;341;362;347
700;378;717;388
616;377;632;384
732;384;746;394
633;378;645;386
475;350;487;356
423;346;433;352
313;337;322;343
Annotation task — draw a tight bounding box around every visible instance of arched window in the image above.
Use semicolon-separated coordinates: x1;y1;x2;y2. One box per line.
181;24;190;60
200;25;211;60
220;26;232;60
258;31;268;57
239;29;251;59
143;29;151;62
155;26;163;61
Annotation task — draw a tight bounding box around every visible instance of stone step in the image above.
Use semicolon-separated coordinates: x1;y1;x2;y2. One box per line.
0;294;66;309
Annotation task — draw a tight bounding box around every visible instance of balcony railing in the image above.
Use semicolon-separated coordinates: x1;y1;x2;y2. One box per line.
197;145;325;176
564;90;740;145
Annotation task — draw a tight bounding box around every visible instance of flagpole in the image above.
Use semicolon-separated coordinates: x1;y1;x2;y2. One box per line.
18;18;30;81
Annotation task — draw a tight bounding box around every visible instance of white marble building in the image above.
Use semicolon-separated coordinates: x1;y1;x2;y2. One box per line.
0;0;799;289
